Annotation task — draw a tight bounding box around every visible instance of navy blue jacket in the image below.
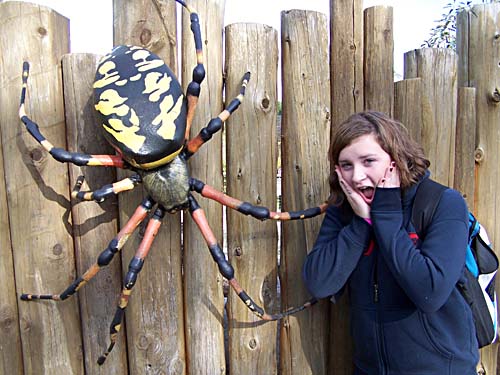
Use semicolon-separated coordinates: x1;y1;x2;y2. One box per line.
303;173;479;374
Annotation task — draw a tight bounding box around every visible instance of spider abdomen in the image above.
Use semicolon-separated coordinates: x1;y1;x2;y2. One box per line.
93;45;187;170
140;155;190;212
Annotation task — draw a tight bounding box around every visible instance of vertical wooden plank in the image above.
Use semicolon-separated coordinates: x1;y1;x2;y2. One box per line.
113;0;178;72
0;2;82;374
181;1;226;374
456;10;470;89
404;48;457;187
0;100;24;375
394;78;423;144
456;5;500;373
113;1;186;373
329;1;363;373
364;6;394;115
280;9;331;375
330;0;364;126
62;53;128;373
454;87;476;211
225;22;279;374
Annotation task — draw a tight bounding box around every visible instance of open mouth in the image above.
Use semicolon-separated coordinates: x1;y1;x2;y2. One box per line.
358;186;375;203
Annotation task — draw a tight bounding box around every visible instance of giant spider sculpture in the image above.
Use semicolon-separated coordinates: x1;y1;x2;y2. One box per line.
18;0;327;366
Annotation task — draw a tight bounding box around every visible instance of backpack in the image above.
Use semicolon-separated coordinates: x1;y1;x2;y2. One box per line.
412;178;499;348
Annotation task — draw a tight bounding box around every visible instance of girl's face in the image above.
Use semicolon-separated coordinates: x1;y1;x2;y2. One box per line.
337;133;392;204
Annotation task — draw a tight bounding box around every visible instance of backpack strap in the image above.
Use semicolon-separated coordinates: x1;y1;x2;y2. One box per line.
411;178;448;239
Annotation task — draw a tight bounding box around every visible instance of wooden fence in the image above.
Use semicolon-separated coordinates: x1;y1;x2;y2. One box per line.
0;1;499;374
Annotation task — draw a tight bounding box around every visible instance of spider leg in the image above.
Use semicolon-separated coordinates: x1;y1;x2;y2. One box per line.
183;72;251;159
98;205;166;366
19;62;126;168
175;0;205;140
20;197;154;302
189;178;328;220
71;174;142;202
187;194;316;321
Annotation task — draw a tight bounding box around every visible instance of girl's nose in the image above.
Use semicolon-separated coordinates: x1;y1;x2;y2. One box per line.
352;165;366;183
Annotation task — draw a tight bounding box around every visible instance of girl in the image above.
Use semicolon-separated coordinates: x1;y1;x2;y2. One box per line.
302;111;478;374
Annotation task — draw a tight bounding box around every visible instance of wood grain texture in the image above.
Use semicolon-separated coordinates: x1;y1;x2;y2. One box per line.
394;78;423;145
454;87;476;211
0;2;82;374
280;9;331;375
0;62;24;375
330;0;364;127
404;48;457;187
364;6;394;115
225;22;279;375
113;0;177;73
457;5;500;373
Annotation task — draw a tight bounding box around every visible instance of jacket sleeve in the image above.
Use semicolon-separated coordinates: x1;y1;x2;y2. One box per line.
370;187;469;313
302;205;372;299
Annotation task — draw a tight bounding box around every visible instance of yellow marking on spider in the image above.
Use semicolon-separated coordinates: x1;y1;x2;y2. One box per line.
133;146;183;170
116;238;126;249
154;94;183;140
87;160;104;166
114;178;137;192
93;61;120;88
19;105;27;118
143;71;172;102
75;280;87;292
104;118;145;153
94;89;129;117
130;108;139;125
132;49;164;72
130;73;141;81
41;139;54;152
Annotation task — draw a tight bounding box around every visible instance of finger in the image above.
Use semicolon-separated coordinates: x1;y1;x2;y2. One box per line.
339;179;352;195
335;166;342;179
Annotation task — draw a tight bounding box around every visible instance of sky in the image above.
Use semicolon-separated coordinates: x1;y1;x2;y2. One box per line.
8;0;483;79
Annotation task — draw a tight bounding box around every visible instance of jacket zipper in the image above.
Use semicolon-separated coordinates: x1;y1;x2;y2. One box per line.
373;255;379;303
373;254;387;374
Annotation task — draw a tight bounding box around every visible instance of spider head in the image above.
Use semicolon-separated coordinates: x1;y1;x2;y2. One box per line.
140;155;190;212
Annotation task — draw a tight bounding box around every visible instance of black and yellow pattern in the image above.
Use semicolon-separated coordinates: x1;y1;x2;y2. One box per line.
94;45;187;169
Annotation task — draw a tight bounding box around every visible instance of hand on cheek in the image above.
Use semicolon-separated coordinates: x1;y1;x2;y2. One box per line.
335;166;371;219
377;161;401;188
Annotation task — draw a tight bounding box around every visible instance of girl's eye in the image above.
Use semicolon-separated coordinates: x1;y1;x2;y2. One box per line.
339;163;352;171
364;158;376;166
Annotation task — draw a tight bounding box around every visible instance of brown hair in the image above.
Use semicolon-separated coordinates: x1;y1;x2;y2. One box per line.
328;111;430;205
